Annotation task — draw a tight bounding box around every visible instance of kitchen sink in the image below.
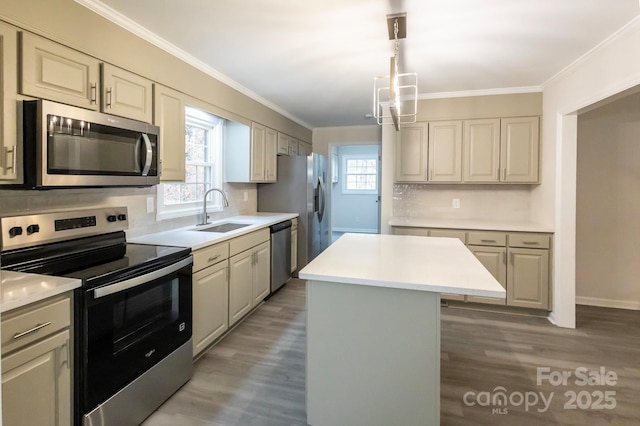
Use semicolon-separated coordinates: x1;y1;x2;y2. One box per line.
197;222;251;233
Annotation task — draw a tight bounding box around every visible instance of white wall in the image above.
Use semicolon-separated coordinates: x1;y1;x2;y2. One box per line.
575;91;640;309
535;16;640;327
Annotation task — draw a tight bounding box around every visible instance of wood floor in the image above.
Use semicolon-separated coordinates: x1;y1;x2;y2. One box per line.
143;279;640;426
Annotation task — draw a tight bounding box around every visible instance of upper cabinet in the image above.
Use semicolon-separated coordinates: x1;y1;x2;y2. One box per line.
396;116;540;184
396;123;428;182
0;22;19;182
20;32;153;122
463;119;501;182
101;63;153;123
298;141;312;156
428;120;462;182
500;117;539;183
20;32;100;110
224;121;277;183
153;84;186;182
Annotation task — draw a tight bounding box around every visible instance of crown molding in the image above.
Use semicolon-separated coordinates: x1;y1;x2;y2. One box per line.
74;0;312;129
417;86;542;100
542;14;640;89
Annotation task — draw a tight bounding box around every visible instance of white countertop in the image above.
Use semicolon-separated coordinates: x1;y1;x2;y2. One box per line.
389;216;554;233
129;213;299;250
299;233;506;297
0;270;81;313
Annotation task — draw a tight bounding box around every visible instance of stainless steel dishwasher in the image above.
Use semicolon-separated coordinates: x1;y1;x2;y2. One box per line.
269;220;292;294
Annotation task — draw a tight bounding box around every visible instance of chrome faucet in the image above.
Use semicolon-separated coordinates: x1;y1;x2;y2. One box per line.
199;188;229;225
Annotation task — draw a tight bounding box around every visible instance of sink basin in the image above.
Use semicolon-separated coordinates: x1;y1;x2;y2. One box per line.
197;222;251;233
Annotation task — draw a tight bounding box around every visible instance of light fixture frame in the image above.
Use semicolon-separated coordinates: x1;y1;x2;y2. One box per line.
372;13;417;130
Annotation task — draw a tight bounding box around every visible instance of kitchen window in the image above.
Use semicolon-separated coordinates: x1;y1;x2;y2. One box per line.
342;155;378;194
157;106;224;219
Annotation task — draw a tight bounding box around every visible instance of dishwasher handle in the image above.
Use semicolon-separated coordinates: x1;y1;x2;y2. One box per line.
270;220;292;233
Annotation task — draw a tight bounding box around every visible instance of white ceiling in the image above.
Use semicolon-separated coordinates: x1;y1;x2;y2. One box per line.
82;0;639;128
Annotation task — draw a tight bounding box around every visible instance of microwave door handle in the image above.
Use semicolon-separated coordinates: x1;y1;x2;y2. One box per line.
93;257;192;299
141;133;152;176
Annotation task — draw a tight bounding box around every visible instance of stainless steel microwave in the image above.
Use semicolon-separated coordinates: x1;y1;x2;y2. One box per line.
19;100;160;188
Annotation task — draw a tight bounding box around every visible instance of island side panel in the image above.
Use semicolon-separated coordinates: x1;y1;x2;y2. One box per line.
306;280;440;426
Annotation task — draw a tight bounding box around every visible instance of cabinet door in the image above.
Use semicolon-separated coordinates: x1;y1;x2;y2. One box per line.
396;123;427;182
291;227;298;273
0;22;19;182
193;260;229;356
507;248;549;309
500;117;539;183
250;122;266;181
299;142;312;156
288;138;299;155
154;84;186;181
102;63;153;122
20;32;100;110
265;127;278;182
463;119;500;182
466;246;507;305
229;250;254;326
428;121;462;182
2;330;71;426
253;241;271;304
277;133;289;155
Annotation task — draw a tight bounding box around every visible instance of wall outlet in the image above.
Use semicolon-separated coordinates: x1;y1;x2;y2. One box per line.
146;197;155;213
452;198;460;209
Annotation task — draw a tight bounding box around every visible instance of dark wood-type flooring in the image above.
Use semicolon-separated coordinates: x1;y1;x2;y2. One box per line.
143;279;640;426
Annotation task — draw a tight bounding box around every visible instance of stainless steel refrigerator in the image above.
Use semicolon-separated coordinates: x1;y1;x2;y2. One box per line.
258;153;329;273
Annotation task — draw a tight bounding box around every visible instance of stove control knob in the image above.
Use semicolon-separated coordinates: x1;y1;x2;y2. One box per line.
107;215;117;223
26;224;40;235
117;214;127;221
9;226;23;237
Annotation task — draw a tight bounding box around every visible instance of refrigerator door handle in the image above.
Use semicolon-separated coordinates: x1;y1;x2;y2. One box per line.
317;177;326;222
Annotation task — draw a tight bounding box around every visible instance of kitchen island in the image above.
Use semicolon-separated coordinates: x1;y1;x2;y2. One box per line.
298;233;505;426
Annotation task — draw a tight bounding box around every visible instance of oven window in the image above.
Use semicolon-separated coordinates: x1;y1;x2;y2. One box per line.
111;278;179;355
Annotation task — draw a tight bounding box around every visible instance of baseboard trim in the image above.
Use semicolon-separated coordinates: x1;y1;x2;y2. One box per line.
576;296;640;311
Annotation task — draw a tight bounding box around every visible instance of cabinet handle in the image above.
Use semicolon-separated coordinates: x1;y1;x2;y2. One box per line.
503;251;506;264
522;241;539;245
90;83;97;104
3;145;16;171
13;322;51;339
502;168;506;180
510;252;514;264
208;254;221;263
481;239;496;243
106;88;112;108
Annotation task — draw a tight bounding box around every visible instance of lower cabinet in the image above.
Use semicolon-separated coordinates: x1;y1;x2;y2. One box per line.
193;260;229;356
229;238;270;327
390;226;551;310
1;293;72;426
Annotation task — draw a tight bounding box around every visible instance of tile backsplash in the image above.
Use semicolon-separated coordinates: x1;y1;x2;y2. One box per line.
393;184;531;221
0;182;257;238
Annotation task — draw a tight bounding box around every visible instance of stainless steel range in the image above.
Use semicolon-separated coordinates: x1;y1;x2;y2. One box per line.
0;207;193;426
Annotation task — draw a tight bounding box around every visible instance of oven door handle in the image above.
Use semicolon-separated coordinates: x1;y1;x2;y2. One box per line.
93;257;192;299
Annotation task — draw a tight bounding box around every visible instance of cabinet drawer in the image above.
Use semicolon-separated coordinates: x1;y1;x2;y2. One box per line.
508;233;550;249
2;295;71;355
391;227;430;237
429;229;466;244
193;242;229;273
467;231;506;246
230;228;270;257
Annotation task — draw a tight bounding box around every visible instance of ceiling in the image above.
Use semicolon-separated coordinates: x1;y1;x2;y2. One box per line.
82;0;639;129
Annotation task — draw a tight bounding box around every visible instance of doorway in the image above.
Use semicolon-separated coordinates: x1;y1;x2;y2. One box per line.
329;144;381;242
